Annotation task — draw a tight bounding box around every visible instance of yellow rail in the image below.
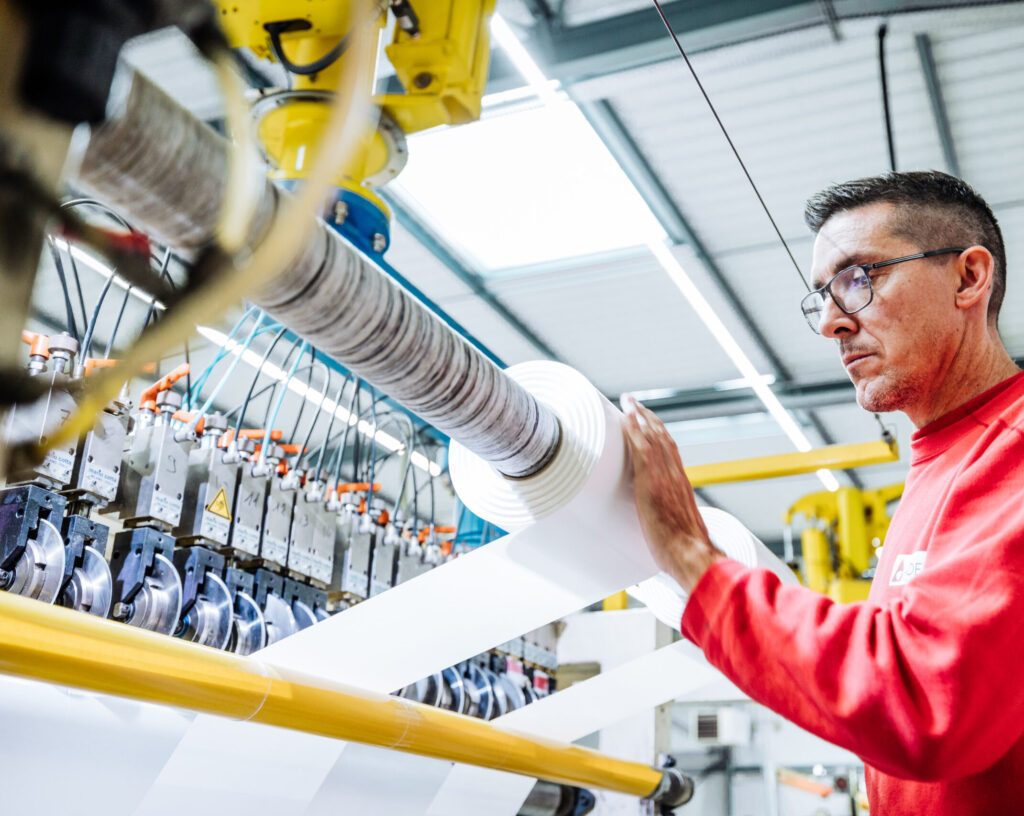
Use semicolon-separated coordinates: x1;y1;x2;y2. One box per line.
0;591;667;799
687;439;898;487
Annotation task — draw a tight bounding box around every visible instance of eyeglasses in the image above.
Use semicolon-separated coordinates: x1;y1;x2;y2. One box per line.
800;247;966;334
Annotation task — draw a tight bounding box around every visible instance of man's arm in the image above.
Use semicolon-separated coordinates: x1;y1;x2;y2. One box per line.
621;396;1024;781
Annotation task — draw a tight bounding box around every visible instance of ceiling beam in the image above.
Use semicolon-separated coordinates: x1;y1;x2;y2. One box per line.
915;33;961;178
488;0;1024;92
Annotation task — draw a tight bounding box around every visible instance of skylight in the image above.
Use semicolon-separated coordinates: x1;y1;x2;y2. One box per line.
390;99;666;272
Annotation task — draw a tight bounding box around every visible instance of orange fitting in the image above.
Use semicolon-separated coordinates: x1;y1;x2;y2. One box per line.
82;358;120;376
278;444;304;456
336;482;382;496
418;525;456;544
171;410;205;434
140;363;190;407
21;330;49;358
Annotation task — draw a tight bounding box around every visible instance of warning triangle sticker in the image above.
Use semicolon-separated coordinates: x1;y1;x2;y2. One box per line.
206;486;231;519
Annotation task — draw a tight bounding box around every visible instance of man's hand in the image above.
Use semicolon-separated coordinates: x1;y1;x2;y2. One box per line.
621;394;723;592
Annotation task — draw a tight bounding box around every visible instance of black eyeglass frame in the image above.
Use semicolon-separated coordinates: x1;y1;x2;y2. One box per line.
801;247;967;333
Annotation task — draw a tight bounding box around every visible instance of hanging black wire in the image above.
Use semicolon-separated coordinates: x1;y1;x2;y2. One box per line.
649;0;810;292
103;285;133;359
332;378;362;488
291;358;331;471
47;237;80;341
877;23;897;172
79;274;116;360
235;325;290;437
312;375;352;483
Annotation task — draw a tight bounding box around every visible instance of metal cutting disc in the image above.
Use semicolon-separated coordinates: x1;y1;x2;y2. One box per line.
483;668;509;719
59;545;113;617
442;666;469;715
314;606;329;622
179;573;233;650
496;672;527;714
263;593;299;646
8;518;66;604
124;553;183;635
228;591;266;656
291;599;317;630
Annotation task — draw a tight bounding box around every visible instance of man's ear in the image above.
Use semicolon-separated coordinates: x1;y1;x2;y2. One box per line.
954;245;994;313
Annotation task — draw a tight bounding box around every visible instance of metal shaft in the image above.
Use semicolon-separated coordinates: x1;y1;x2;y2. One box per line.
75;69;560;478
0;590;667;799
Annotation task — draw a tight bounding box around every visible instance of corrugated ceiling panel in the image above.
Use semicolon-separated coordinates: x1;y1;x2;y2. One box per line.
434;295;552;365
385;223;477;302
485;248;755;394
562;0;653;27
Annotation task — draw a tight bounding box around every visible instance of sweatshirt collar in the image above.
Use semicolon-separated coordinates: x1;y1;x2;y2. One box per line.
910;371;1024;464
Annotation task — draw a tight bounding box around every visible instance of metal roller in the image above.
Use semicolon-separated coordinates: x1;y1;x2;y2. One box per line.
228;590;266;656
75;68;561;479
119;553;183;636
6;518;65;604
178;571;233;650
59;545;113;618
263;592;299;646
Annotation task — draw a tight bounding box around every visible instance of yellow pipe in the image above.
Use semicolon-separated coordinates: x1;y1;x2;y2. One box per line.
686;440;898;488
602;591;630;611
836;487;870;577
801;527;832;595
0;591;665;798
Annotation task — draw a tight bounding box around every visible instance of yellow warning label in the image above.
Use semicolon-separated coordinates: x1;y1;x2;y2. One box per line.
206;486;231;519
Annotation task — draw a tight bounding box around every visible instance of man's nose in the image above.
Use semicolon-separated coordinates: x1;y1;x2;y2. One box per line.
818;293;859;338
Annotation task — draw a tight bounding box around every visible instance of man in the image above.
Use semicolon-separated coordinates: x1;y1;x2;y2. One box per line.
622;170;1023;814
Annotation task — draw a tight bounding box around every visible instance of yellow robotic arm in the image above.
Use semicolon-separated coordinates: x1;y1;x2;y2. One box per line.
214;0;497;255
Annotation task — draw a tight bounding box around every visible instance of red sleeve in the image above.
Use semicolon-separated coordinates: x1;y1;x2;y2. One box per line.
681;547;1024;781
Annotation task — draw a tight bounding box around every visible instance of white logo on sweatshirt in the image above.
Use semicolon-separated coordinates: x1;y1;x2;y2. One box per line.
889;551;927;586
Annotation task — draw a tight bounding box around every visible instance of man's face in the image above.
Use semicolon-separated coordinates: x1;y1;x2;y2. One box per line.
809;202;962;415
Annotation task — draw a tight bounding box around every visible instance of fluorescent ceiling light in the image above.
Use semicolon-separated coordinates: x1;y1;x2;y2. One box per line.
391;102;666;270
489;17;839;493
52;238;164;310
196;326;441;477
489;15;560;105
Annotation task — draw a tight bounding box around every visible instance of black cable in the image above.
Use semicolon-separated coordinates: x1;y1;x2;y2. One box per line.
65;245;90;337
265;20;352;76
103;285;132;359
313;375;352;482
223;363;317;420
650;0;810;292
235;325;289;438
332;378;362;487
260;338;306;429
287;348;319;445
47;237;80;341
878;23;897;172
143;249;173;329
291;359;331;471
79;273;115;360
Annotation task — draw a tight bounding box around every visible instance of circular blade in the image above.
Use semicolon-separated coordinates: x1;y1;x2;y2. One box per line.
441;667;468;715
496;672;527;713
483;668;509;719
291;599;317;630
314;607;330;622
464;665;495;721
8;518;66;604
59;545;113;617
263;593;299;646
180;573;233;650
126;553;182;635
398;674;443;708
229;591;266;656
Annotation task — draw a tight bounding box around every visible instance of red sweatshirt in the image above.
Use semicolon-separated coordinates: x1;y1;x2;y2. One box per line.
682;371;1024;814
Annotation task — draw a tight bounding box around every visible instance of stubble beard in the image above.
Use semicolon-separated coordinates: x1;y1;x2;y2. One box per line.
855;368;925;414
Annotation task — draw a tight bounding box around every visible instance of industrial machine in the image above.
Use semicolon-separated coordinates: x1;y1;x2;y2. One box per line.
0;0;905;811
787;483;904;602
